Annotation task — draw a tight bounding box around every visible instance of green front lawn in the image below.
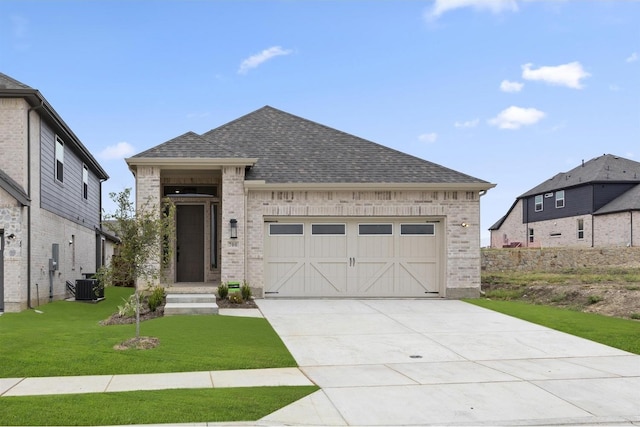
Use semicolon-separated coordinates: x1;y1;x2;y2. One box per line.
466;299;640;354
0;387;318;426
0;287;296;377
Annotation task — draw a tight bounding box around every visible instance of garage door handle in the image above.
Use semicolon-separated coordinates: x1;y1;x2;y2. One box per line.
349;257;356;267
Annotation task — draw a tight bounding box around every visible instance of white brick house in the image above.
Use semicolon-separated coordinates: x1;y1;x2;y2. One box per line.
490;154;640;248
126;107;495;299
0;73;113;312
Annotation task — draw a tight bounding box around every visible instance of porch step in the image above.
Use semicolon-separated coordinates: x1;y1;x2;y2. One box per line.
166;293;217;304
164;293;219;316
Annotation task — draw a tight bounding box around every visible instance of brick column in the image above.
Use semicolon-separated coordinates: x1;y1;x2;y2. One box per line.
221;166;245;284
135;166;161;287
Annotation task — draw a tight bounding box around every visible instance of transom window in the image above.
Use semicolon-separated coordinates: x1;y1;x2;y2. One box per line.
270;224;303;235
312;224;345;235
401;224;435;235
556;190;565;208
534;195;543;212
359;224;392;235
55;136;64;183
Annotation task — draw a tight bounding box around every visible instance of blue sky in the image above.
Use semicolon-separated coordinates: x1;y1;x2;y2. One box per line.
2;0;638;245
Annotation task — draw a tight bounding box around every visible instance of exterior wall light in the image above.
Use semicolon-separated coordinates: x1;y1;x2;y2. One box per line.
461;223;469;228
230;219;238;239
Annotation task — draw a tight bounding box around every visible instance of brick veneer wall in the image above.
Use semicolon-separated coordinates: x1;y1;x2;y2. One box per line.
246;189;483;298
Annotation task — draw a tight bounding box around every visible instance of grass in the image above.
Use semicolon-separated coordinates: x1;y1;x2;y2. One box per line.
0;286;297;377
482;267;640;286
0;386;319;426
0;286;317;425
466;299;640;354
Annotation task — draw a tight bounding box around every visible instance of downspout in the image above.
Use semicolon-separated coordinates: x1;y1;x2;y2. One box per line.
26;100;44;309
630;210;634;247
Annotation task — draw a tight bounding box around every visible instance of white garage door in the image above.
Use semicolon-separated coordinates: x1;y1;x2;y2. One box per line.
264;218;443;297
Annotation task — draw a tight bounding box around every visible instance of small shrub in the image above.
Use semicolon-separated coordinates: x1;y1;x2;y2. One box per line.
625;286;640;291
630;313;640;320
551;293;567;303
241;281;252;300
147;286;165;312
117;294;137;317
218;283;229;299
588;295;603;305
228;293;244;304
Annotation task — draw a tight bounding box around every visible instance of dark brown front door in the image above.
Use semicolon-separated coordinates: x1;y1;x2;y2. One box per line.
176;205;204;282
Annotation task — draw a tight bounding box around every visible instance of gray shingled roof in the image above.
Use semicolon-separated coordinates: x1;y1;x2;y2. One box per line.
135;106;490;185
520;154;640;198
594;183;640;215
133;131;238;158
0;73;33;90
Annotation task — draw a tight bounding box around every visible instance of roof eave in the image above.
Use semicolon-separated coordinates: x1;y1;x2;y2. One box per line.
244;181;496;192
125;157;259;174
0;88;109;181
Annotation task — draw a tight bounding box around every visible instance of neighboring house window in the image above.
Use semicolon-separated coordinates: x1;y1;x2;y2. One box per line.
534;195;543;212
577;219;584;240
82;165;89;200
55;136;64;183
528;228;534;243
556;190;565;208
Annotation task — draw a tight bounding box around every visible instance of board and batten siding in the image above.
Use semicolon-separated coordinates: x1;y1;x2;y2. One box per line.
39;122;101;230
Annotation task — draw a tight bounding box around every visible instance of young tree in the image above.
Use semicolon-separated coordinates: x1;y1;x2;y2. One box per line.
98;188;175;338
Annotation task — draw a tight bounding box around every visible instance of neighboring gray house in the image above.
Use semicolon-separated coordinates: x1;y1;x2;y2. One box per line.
127;106;495;299
0;73;111;312
490;154;640;248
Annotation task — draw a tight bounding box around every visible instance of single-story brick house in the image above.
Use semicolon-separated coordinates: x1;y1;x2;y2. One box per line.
126;106;495;298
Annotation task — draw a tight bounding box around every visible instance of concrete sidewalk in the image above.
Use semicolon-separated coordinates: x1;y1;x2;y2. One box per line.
0;367;313;397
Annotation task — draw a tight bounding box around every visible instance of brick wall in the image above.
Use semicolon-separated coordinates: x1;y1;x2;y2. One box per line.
221;166;245;284
481;247;640;272
246;189;483;298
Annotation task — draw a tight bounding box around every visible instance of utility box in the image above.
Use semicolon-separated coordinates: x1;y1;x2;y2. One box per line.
75;279;104;301
227;281;240;294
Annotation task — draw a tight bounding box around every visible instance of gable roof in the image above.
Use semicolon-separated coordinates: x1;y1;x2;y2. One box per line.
520;154;640;198
0;73;109;180
0;168;30;206
132;106;492;187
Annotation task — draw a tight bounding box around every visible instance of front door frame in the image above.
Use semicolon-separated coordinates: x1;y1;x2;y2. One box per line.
175;204;205;282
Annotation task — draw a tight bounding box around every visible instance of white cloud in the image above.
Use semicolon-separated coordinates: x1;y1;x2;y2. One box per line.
488;106;545;130
418;132;438;143
500;80;524;93
521;61;590;89
425;0;518;20
99;142;135;160
454;118;480;128
626;52;638;63
238;46;293;75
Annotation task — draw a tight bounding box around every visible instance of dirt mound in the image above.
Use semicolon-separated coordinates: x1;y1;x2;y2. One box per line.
482;282;640;320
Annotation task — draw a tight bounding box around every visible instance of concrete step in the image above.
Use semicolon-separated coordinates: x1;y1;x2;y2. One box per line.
166;293;217;304
164;302;219;316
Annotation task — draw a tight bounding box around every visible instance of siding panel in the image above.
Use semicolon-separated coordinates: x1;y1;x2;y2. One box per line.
39;122;101;230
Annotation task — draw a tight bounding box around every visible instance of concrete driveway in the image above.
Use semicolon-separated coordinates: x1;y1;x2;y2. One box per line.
256;299;640;426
